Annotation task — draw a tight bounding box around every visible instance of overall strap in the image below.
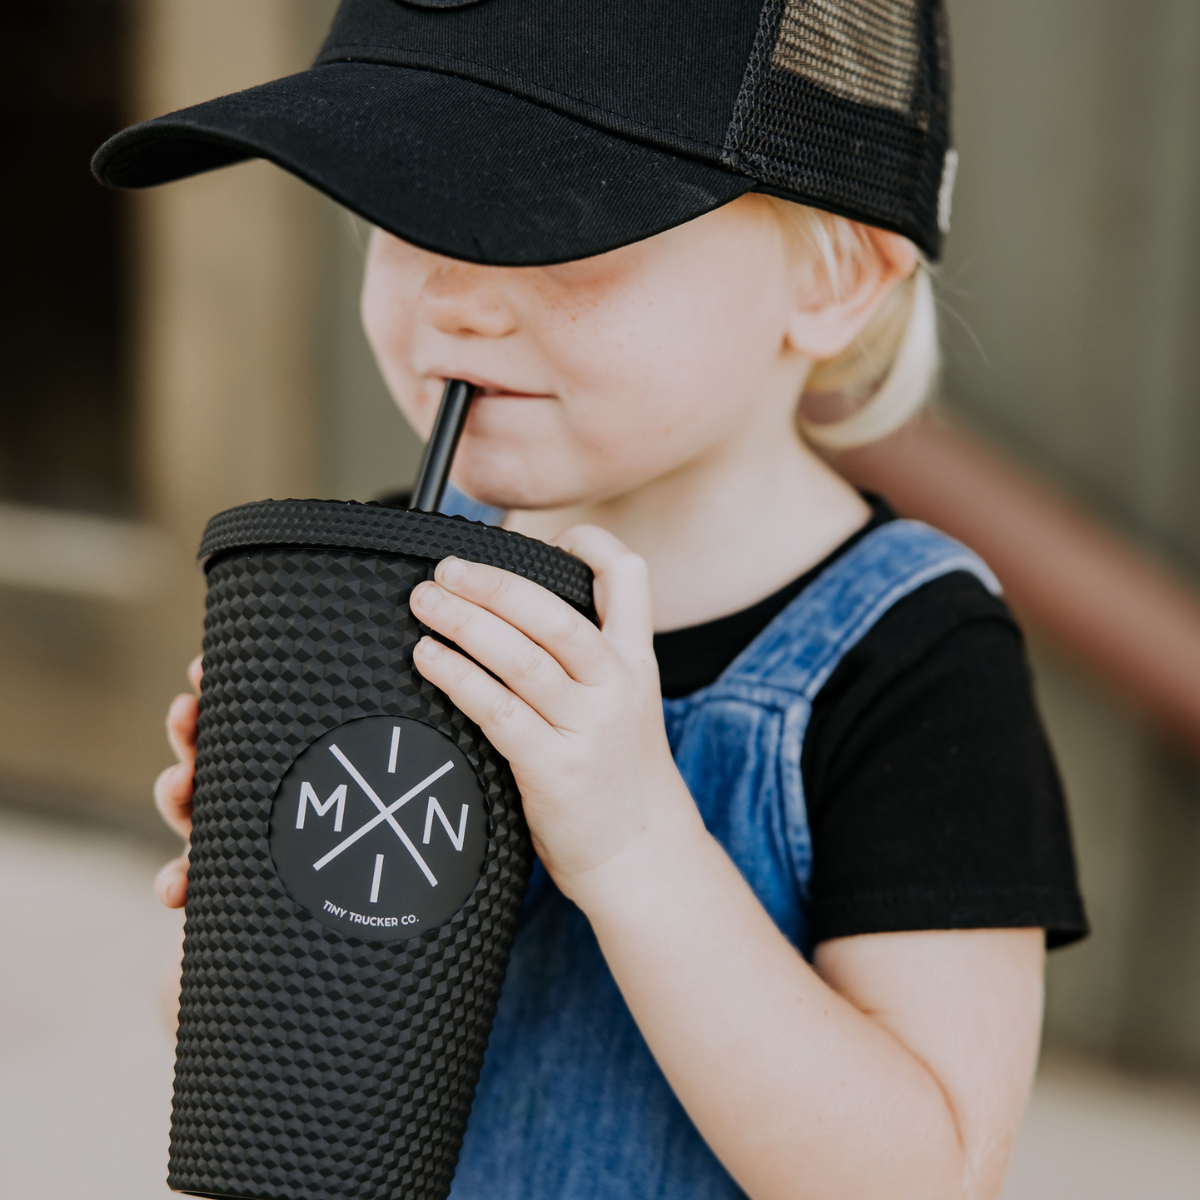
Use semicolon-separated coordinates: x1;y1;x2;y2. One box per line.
721;520;1000;700
439;482;504;526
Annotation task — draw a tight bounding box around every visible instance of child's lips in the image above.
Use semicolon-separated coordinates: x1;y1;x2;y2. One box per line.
435;373;553;401
476;387;548;400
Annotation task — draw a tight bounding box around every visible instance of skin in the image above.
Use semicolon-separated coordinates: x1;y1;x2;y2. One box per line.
155;196;1044;1200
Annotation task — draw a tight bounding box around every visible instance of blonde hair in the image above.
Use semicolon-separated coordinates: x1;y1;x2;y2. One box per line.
760;196;938;451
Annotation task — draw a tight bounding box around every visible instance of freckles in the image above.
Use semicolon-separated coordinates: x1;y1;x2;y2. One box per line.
542;283;604;326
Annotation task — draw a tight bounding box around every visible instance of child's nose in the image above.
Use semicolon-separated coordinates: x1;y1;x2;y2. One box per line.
419;264;518;338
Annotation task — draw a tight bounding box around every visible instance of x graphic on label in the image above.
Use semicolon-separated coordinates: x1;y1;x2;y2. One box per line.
311;748;454;884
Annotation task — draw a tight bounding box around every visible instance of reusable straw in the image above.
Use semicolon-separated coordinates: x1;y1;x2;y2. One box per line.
410;379;475;512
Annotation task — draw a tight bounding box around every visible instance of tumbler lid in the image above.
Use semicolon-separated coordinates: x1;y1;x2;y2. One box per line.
199;498;594;612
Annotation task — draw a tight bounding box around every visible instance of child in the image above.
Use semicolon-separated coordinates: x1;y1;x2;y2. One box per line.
104;2;1087;1197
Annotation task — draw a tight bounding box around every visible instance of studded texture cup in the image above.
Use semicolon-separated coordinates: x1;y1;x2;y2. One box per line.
170;499;594;1200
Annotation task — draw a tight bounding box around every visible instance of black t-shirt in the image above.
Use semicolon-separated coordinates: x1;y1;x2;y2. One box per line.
654;497;1088;949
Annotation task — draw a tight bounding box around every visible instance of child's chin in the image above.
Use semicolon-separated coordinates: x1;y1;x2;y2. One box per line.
453;469;581;514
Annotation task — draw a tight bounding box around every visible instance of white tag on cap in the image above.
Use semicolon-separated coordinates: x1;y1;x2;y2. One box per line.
937;148;959;235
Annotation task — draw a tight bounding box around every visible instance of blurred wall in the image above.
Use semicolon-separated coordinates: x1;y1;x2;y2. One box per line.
943;0;1200;1074
0;0;418;831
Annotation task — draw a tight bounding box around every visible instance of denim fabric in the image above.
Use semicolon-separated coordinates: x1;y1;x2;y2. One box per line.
443;500;999;1200
440;483;504;527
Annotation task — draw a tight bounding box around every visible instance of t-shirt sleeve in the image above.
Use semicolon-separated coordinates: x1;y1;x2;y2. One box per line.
802;572;1088;949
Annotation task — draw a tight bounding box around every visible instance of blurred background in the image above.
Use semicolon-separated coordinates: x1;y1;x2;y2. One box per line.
1;1;1198;1196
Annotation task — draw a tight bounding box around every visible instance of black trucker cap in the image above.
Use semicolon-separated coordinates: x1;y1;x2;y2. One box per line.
93;0;954;266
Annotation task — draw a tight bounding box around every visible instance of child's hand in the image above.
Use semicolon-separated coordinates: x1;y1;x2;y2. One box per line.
410;527;701;897
152;655;202;908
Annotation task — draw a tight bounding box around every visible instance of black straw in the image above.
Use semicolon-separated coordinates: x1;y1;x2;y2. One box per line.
410;379;475;513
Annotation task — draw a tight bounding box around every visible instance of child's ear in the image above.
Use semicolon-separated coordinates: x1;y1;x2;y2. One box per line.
783;228;918;361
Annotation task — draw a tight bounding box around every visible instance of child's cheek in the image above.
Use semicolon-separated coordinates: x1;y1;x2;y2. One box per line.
362;275;425;420
363;307;420;425
532;281;667;398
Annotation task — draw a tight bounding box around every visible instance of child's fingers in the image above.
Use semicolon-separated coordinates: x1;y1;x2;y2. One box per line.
187;654;203;694
166;692;200;765
412;582;579;722
413;636;548;759
430;557;609;684
154;854;189;909
550;526;654;657
154;763;194;839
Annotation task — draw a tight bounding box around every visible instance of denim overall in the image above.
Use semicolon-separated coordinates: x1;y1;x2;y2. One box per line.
440;489;999;1200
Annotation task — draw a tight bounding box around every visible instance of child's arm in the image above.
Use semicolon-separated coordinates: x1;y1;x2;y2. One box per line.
410;531;1043;1200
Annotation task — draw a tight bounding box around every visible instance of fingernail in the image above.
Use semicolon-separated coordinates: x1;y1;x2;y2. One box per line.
413;582;442;610
416;636;442;657
438;557;467;585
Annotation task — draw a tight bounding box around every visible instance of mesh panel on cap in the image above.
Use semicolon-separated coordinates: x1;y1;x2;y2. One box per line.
771;0;922;117
724;0;950;256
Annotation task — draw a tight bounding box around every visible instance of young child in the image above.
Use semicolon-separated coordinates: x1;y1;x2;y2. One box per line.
102;2;1087;1197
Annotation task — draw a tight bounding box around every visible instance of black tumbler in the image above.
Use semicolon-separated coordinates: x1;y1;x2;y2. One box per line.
170;498;594;1200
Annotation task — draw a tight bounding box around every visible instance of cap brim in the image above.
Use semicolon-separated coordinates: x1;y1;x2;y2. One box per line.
94;62;756;267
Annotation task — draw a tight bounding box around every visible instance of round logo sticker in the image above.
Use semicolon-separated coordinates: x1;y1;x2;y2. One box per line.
269;716;488;942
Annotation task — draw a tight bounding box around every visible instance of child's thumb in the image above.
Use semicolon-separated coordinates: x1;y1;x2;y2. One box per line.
551;525;653;657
